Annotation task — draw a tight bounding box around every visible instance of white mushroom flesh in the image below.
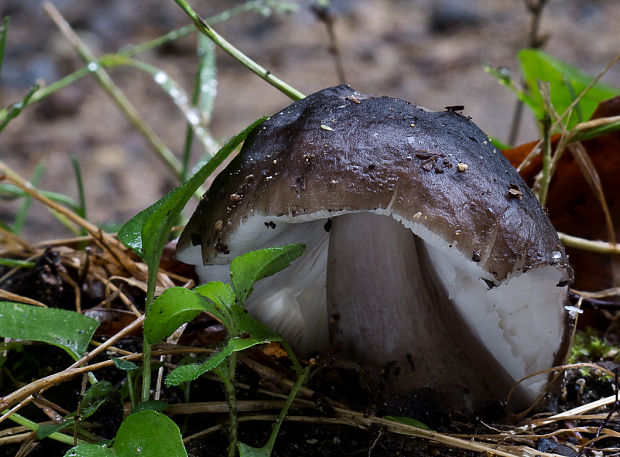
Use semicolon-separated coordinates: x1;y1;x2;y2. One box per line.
180;209;567;403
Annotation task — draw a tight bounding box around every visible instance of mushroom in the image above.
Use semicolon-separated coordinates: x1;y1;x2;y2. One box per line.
177;85;572;415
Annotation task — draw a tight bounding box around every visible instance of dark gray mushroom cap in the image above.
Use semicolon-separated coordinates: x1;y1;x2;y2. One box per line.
177;85;572;415
181;85;568;279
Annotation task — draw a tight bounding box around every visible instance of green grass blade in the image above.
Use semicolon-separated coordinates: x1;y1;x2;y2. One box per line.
182;34;218;178
70;155;87;220
0;258;35;268
0;16;9;76
0;183;80;212
13;161;45;235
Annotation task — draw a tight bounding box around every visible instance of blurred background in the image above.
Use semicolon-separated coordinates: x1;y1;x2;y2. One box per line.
1;0;619;240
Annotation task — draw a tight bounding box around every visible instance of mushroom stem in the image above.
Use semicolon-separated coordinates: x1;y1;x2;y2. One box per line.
326;212;514;413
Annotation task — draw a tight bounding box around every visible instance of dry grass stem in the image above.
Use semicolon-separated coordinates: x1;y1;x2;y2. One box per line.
574;114;620;133
0;290;47;307
574;287;620;298
558;232;620;255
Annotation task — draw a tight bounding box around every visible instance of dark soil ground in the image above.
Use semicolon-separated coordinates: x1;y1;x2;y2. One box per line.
2;1;620;456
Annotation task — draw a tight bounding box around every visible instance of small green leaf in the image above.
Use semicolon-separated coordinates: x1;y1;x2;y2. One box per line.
144;287;209;344
64;444;112;457
230;244;305;303
81;381;117;419
0;302;99;359
238;443;268;457
194;281;235;313
37;420;73;440
384;415;431;430
65;411;186;457
112;358;139;372
165;337;268;386
229;304;282;342
518;49;620;128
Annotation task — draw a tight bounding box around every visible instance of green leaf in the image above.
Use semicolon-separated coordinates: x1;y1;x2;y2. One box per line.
64;444;112;457
65;411;187;457
229;304;282;342
166;337;268;386
384;415;431;430
115;411;186;456
230;244;305;303
238;443;268;457
489;136;511;151
518;49;620;128
194;281;235;315
118;117;266;267
112;358;139;372
144;287;209;344
81;381;117;419
0;302;99;359
37;420;73;440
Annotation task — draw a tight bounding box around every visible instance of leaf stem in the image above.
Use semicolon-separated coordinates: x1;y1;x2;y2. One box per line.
263;368;307;453
222;355;239;457
141;270;157;403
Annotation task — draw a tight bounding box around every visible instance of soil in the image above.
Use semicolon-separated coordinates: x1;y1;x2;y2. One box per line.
2;1;620;456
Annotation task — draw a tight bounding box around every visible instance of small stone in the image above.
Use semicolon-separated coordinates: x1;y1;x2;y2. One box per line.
457;162;468;172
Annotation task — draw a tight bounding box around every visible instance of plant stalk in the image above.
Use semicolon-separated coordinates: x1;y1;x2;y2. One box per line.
174;0;305;101
141;270;157;403
223;354;238;457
